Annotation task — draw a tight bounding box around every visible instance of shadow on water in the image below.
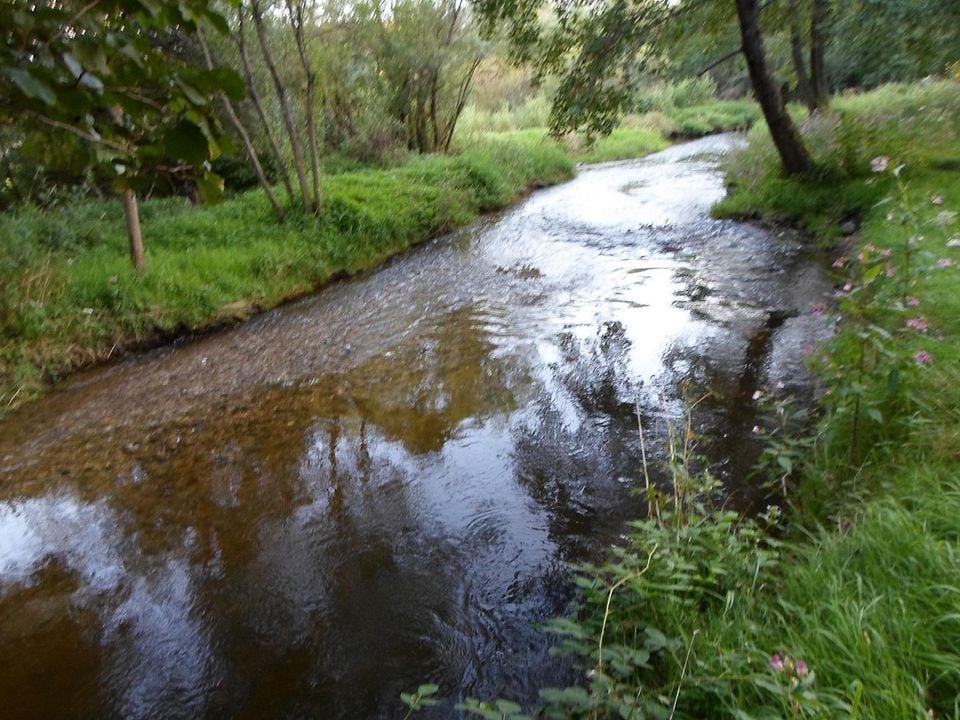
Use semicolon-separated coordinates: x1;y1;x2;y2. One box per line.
0;135;833;719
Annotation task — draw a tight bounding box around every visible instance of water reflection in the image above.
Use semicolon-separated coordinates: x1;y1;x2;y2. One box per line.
0;135;832;718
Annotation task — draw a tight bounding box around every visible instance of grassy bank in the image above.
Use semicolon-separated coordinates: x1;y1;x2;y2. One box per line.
456;99;761;163
702;81;960;717
1;98;763;415
452;80;960;720
0;133;574;413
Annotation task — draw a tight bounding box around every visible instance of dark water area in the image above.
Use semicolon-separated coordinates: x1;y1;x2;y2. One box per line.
0;135;832;719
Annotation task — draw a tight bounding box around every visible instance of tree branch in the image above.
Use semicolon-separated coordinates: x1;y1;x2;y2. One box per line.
30;113;131;155
696;47;743;77
43;0;103;51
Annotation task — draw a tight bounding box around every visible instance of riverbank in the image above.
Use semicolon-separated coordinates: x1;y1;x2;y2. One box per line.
502;80;960;720
0;100;760;417
0;134;574;414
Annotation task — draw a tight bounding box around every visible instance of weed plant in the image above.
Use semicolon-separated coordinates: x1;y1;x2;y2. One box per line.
434;80;960;720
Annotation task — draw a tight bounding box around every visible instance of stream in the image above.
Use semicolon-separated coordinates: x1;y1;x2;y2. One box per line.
0;135;832;719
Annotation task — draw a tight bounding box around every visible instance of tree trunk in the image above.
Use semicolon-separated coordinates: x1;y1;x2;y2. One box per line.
284;0;322;211
735;0;813;176
788;0;817;112
809;0;830;108
250;0;315;212
122;189;146;271
237;8;296;202
198;31;285;220
441;56;481;153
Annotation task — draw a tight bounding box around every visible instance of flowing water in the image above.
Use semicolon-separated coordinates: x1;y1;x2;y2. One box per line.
0;135;832;719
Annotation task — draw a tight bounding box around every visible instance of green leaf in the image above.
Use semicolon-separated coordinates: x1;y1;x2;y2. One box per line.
176;79;207;106
777;455;793;474
4;68;57;106
62;52;84;78
203;8;231;35
196;172;225;203
496;699;522;715
79;73;104;92
163;120;209;165
209;67;246;102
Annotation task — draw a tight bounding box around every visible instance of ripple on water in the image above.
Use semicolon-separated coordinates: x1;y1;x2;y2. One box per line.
0;134;833;719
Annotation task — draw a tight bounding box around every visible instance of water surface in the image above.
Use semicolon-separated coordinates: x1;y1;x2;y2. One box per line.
0;135;831;718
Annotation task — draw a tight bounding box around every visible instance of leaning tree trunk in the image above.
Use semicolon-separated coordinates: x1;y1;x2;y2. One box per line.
122;189;146;271
237;8;296;203
440;56;481;153
198;31;285;220
735;0;813;176
809;0;830;109
285;0;322;211
250;0;315;212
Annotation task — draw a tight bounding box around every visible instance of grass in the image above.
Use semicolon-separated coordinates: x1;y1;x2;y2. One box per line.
714;80;960;236
456;99;762;163
460;80;960;720
0;132;573;413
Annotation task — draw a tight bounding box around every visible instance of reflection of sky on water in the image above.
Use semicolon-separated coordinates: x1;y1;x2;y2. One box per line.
0;494;212;719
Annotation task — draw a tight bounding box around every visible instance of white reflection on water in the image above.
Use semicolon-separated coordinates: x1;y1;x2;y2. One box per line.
0;493;213;719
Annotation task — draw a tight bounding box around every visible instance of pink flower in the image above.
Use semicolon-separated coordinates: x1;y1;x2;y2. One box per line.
832;257;847;269
811;302;826;317
800;345;813;357
770;654;784;672
843;282;853;292
906;296;921;306
932;195;944;205
871;156;890;173
906;317;928;333
752;425;762;434
937;258;955;268
776;380;785;390
885;264;896;278
795;660;809;679
914;350;935;365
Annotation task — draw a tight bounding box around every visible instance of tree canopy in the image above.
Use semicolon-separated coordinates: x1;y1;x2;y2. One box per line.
1;0;241;201
475;0;814;174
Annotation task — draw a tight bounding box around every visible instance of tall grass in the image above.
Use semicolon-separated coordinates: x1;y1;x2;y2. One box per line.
715;80;960;235
0;134;573;412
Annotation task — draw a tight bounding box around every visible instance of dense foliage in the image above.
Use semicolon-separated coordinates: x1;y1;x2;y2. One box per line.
0;0;238;208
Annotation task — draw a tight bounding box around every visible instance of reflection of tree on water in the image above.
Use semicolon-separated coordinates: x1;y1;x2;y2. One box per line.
0;302;528;720
511;321;651;558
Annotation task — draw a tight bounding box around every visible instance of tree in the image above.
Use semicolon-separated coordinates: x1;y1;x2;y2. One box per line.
827;0;960;88
197;30;286;220
475;0;813;175
735;0;812;174
1;0;241;269
335;0;486;155
786;0;829;112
